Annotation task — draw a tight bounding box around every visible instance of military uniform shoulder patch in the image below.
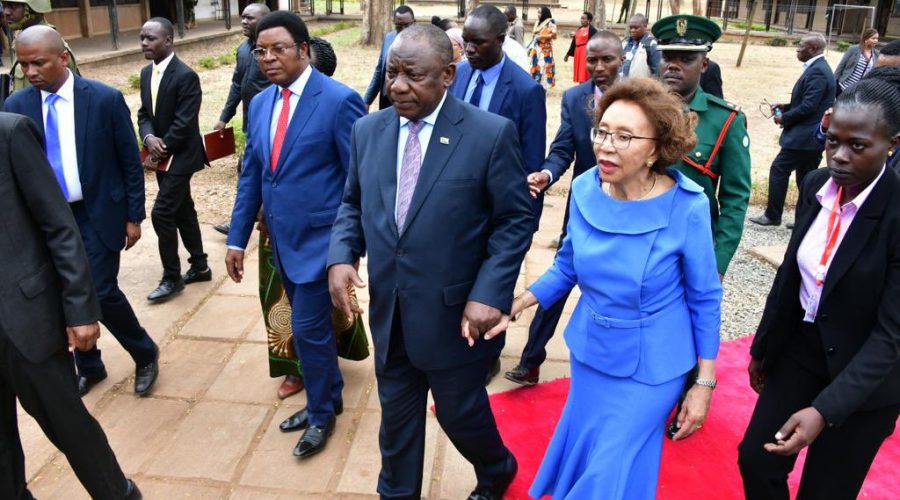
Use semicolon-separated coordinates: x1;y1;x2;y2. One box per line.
706;93;741;112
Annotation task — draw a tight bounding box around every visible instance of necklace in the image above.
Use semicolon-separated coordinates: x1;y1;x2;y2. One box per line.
603;174;658;201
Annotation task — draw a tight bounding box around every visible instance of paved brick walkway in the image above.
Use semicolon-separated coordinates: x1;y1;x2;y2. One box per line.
19;192;578;499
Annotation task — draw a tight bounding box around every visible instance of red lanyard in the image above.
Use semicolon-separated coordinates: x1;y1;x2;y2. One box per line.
815;186;844;287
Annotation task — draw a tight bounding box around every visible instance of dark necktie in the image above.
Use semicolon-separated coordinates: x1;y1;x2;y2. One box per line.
44;93;69;199
469;73;485;108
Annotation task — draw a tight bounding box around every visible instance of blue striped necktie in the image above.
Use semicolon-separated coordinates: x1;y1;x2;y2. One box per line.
44;93;68;199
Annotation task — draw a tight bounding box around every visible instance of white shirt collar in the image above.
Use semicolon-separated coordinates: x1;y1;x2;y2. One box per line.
153;51;176;74
40;69;74;103
803;54;825;71
282;64;313;98
399;91;447;129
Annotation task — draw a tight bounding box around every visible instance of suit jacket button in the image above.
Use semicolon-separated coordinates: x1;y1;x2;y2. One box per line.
827;347;836;355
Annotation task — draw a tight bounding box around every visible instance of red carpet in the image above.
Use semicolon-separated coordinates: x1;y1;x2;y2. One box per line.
491;336;900;499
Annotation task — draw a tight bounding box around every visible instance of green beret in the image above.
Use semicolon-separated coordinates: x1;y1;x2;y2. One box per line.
652;15;721;52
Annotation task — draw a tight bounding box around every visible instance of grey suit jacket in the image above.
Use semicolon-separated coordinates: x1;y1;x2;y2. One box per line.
834;44;879;87
0;113;100;362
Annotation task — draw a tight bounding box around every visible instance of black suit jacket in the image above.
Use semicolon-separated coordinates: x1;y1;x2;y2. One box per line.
4;75;146;251
328;95;534;372
137;55;207;175
779;57;835;151
752;168;900;426
0;113;100;362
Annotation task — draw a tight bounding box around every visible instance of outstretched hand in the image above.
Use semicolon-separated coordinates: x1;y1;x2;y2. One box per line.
328;263;366;322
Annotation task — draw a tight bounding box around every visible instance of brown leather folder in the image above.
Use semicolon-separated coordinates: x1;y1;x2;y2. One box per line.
204;127;236;162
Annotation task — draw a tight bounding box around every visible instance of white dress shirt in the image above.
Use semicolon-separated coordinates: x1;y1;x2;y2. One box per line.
802;53;826;72
270;64;312;147
227;65;313;252
41;69;82;203
395;91;447;218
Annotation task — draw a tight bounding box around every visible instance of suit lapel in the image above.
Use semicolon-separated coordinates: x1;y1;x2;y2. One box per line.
155;56;179;115
140;65;152;118
379;110;401;238
23;87;45;136
487;60;512;114
820;172;892;303
400;96;463;236
273;69;322;176
258;85;275;172
73;77;90;181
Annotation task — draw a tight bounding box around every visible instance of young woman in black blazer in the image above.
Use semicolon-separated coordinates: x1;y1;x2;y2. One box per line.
739;79;900;499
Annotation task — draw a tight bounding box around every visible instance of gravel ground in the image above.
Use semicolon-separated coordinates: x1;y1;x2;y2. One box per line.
721;209;795;341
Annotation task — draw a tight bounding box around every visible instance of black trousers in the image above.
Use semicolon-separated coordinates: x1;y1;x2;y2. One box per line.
376;305;515;499
70;203;157;377
738;324;900;500
152;171;207;280
764;148;823;223
0;336;128;499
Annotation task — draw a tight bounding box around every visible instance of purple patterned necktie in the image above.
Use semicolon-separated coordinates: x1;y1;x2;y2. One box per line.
396;120;424;231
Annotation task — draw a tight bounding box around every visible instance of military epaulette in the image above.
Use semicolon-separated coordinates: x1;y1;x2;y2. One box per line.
706;93;742;112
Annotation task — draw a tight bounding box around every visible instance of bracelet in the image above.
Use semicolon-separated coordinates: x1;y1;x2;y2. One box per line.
694;377;717;389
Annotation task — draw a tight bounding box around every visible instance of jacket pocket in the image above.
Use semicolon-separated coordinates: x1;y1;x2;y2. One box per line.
309;208;338;228
443;281;474;307
19;263;54;299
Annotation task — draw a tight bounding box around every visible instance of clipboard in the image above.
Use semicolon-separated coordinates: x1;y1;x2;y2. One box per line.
204;127;236;162
140;147;171;172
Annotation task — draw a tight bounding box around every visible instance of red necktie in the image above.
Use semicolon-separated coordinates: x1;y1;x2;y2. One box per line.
271;88;292;171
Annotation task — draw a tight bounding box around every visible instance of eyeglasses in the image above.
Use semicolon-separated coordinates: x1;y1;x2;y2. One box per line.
758;98;775;119
590;128;657;150
251;43;298;60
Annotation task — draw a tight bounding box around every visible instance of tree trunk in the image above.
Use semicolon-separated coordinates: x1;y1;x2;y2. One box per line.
669;0;681;15
692;0;707;15
588;0;607;29
360;0;392;46
466;0;480;15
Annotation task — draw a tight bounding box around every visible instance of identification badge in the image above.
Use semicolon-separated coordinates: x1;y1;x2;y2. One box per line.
803;288;820;323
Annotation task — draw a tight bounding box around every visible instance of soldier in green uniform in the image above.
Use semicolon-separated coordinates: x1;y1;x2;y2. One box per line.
3;0;79;92
653;15;752;277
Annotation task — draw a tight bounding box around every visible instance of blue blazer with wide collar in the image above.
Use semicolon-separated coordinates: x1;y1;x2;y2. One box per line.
227;67;366;284
4;75;146;252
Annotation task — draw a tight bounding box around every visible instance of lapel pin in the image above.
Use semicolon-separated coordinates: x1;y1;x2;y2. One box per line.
440;137;450;145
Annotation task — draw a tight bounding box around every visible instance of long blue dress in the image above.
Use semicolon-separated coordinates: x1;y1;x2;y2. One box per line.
528;168;722;499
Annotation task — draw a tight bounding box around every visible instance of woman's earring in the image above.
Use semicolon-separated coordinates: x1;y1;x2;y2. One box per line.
646;159;654;168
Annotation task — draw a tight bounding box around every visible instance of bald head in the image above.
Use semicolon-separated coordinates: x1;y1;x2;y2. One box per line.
16;25;65;53
797;33;825;62
14;25;71;92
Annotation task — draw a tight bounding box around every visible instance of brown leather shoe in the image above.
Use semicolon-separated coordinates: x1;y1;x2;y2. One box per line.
278;375;305;399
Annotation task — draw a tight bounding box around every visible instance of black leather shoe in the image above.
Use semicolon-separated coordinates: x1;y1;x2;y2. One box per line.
147;278;185;302
467;454;518;500
213;223;230;235
749;214;781;226
280;400;343;433
77;370;108;397
485;358;501;386
134;346;159;396
125;479;142;500
293;415;336;458
786;221;795;229
504;364;540;386
183;267;212;284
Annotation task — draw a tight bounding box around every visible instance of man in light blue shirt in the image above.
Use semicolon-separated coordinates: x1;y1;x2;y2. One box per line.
463;53;504;110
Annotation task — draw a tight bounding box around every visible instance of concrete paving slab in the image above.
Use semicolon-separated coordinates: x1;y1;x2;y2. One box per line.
151;338;235;399
17;413;58;483
27;458;89;500
339;357;375;411
436;434;478;499
131;477;229;498
146;401;270;482
206;343;282;404
96;395;190;474
229;487;334;499
238;404;352;492
749;245;787;268
245;316;268;344
180;295;261;340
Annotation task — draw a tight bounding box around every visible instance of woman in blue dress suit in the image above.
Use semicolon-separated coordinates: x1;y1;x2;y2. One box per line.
487;78;723;498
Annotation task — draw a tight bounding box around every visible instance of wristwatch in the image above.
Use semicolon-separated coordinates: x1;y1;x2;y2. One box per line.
694;377;717;389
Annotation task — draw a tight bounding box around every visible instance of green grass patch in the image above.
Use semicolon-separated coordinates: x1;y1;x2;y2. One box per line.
729;20;769;32
127;73;141;90
836;40;851;52
217;51;237;66
325;26;361;48
311;20;355;38
768;37;788;47
198;56;220;70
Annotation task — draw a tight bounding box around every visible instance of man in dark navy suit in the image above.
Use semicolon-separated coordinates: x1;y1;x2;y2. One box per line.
505;31;624;386
451;4;546;228
364;4;415;111
4;26;159;398
751;33;835;227
328;24;533;500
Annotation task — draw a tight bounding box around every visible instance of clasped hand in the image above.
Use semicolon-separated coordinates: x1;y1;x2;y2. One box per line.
66;322;101;352
144;135;168;161
461;301;505;347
